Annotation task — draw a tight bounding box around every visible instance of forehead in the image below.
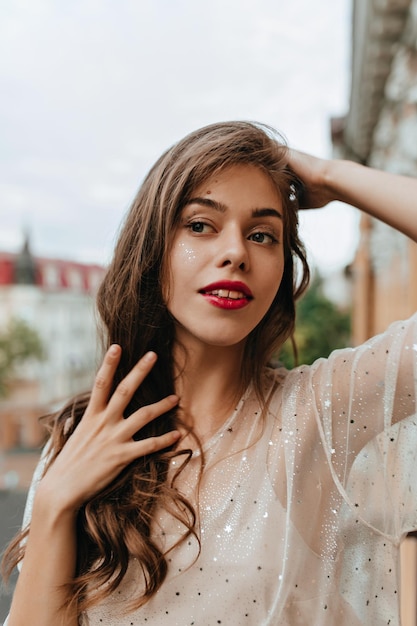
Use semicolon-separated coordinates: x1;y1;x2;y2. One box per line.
190;164;283;206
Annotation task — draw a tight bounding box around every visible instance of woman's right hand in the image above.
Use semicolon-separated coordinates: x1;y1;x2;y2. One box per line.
287;148;417;243
37;345;180;513
286;149;336;210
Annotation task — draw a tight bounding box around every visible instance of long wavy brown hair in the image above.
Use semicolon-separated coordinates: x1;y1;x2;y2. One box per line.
2;121;310;614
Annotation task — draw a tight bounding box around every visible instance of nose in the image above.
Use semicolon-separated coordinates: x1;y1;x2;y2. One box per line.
215;226;249;271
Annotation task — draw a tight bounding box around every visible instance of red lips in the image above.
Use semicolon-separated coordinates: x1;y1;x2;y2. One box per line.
199;281;253;310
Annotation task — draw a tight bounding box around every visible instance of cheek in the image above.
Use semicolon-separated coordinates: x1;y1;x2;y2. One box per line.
266;254;285;284
262;260;285;307
173;241;197;265
165;241;199;303
169;242;199;285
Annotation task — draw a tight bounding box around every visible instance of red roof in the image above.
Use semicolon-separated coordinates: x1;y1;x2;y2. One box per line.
0;252;106;294
0;253;16;285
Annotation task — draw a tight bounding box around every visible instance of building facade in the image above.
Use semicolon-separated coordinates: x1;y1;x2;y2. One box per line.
333;1;417;623
0;242;106;450
333;0;417;344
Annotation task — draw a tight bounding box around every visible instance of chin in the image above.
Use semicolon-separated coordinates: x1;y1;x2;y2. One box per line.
172;314;259;348
174;327;247;350
197;330;251;349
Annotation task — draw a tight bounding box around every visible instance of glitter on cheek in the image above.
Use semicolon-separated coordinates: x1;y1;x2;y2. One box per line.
176;241;197;263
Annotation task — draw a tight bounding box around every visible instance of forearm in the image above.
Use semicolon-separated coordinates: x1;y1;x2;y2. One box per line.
8;485;78;626
323;159;417;243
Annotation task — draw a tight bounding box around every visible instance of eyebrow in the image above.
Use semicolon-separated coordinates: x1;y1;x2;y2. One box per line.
186;197;283;219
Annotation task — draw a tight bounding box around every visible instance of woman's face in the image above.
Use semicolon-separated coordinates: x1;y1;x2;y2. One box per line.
166;164;285;351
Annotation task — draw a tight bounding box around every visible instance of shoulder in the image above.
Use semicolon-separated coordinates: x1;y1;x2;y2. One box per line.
22;441;52;529
261;364;316;421
263;362;313;393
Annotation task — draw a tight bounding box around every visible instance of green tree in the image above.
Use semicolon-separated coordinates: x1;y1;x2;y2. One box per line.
278;275;351;368
0;318;45;397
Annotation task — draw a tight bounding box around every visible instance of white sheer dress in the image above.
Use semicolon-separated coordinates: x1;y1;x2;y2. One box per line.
6;314;417;625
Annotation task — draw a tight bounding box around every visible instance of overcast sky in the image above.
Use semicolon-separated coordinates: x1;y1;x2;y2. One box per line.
0;0;357;274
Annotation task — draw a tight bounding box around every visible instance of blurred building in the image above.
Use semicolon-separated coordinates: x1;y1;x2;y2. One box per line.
332;0;417;346
332;1;417;624
0;239;106;451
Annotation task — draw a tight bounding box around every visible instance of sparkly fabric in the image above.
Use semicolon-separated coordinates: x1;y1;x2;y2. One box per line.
8;315;417;625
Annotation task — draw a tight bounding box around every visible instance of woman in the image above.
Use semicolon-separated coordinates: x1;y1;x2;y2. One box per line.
3;121;417;625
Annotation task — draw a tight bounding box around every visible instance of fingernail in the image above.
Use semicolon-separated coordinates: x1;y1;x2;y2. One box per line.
144;351;157;363
168;394;179;403
109;344;119;355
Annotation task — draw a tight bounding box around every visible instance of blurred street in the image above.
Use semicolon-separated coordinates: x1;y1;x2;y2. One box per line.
0;452;39;624
0;490;26;623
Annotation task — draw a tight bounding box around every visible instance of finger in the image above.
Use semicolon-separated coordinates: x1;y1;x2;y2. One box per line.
106;351;158;417
87;345;122;413
121;394;179;438
124;430;181;461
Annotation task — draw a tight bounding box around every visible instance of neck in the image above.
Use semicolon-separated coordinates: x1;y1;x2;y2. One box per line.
173;337;246;441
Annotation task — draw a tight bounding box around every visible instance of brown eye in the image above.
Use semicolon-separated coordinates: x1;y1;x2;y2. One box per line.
190;222;205;233
249;232;277;245
186;221;213;234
